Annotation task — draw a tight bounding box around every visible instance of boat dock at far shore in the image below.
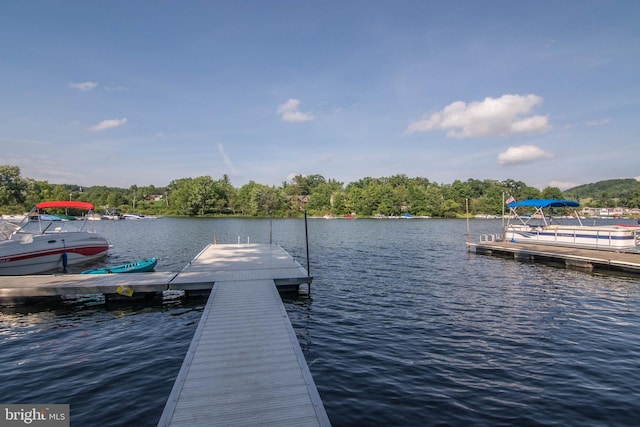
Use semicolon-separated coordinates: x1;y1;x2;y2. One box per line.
467;240;640;274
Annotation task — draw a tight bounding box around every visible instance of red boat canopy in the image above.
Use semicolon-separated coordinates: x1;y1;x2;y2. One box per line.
35;201;95;210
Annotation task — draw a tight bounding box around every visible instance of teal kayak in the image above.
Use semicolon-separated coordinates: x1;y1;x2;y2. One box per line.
81;257;158;274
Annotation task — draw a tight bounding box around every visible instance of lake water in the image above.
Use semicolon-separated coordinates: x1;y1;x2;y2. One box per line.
1;218;639;426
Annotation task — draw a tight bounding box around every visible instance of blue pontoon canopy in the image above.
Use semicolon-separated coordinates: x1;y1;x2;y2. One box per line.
507;199;579;209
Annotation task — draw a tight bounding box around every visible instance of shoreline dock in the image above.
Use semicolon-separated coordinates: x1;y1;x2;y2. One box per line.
157;278;330;426
0;243;312;302
0;243;330;426
467;240;640;274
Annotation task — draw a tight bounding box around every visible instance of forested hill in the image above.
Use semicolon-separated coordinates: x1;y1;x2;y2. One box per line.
564;178;640;204
1;164;639;217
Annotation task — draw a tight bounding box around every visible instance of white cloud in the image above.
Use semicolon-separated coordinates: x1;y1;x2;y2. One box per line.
277;99;314;122
89;118;128;132
69;81;97;91
405;94;551;138
217;143;237;174
497;145;553;165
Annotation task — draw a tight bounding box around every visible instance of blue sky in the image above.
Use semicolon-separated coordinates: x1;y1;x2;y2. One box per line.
1;1;638;190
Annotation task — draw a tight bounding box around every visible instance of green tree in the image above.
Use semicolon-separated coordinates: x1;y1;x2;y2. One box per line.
106;192;126;208
475;181;505;215
442;198;461;218
542;186;564;200
190;176;218;215
236;181;285;216
423;184;444;217
167;178;196;215
24;180;53;208
215;174;236;212
306;180;343;215
0;165;28;209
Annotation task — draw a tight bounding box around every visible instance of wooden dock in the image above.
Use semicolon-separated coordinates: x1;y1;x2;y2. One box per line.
467;240;640;274
0;272;175;299
0;243;311;300
157;278;330;426
170;243;312;292
0;243;329;426
160;244;329;426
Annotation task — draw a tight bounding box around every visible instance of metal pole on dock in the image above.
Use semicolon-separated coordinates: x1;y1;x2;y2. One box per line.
269;211;273;245
304;209;311;295
465;198;470;249
501;192;506;241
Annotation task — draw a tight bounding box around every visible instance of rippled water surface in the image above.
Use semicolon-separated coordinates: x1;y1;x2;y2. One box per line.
1;218;639;426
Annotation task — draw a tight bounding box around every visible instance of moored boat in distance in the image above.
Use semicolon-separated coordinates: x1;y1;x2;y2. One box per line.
81;257;158;274
1;214;26;222
101;208;122;220
122;213;145;220
504;199;640;250
0;201;109;275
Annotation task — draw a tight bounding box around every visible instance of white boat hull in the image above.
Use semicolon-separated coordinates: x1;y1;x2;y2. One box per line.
507;224;640;249
0;232;108;275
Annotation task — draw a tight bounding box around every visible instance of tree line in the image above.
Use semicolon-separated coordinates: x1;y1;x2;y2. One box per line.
1;165;639;218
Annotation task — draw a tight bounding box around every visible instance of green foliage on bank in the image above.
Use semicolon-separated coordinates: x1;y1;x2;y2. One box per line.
564;178;640;208
1;165;639;218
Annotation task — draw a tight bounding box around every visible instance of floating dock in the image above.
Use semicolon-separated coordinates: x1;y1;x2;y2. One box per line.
157;278;330;426
158;244;329;426
0;244;329;426
467;240;640;274
0;243;311;301
170;243;313;293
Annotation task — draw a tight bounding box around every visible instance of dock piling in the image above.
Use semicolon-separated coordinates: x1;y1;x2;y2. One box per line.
468;241;640;275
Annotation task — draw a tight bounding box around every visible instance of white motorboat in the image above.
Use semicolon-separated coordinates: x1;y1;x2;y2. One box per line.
0;201;109;275
101;209;122;220
505;199;640;250
122;213;145;220
1;214;26;222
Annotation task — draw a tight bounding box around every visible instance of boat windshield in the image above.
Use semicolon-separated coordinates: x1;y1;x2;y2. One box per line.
0;221;21;240
14;217;85;235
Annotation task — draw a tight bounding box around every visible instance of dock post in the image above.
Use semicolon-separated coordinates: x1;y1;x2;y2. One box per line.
465;199;470;250
304;209;311;295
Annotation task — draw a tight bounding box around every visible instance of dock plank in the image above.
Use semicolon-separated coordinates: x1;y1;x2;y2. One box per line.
0;243;311;298
169;243;310;287
158;279;330;427
0;272;174;297
0;243;328;425
468;241;640;274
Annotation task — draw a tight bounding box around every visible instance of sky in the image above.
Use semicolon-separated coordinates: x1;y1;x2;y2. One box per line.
1;0;639;190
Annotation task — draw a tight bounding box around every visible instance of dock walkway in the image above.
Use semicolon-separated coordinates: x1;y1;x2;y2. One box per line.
159;243;329;426
157;279;329;426
0;243;311;299
169;243;312;291
467;240;640;274
0;244;329;426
